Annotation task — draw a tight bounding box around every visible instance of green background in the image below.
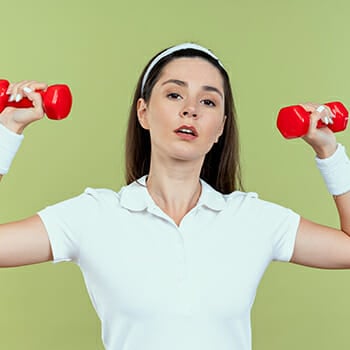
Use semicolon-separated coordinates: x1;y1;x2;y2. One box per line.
1;0;350;349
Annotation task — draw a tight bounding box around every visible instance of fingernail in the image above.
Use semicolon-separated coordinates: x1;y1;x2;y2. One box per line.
15;93;22;102
316;105;326;113
23;87;32;94
8;94;15;102
323;117;329;125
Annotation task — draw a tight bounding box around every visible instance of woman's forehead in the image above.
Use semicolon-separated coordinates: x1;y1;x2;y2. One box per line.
158;57;224;86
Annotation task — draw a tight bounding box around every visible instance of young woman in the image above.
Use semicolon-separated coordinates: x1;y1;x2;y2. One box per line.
1;43;350;350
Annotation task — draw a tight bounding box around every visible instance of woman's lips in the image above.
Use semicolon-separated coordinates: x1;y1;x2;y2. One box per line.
174;125;198;137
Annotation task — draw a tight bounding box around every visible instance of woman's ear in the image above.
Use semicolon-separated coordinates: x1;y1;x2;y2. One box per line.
137;98;150;130
215;115;227;143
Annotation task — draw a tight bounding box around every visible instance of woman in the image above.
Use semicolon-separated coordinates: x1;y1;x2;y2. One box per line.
1;43;350;350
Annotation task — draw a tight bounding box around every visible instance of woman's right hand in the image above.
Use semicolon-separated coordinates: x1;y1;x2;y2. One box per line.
0;80;48;134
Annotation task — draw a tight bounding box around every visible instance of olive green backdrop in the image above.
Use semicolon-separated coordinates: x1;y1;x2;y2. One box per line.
0;0;349;349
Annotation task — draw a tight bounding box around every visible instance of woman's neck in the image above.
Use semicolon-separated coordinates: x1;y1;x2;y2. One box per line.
146;159;203;226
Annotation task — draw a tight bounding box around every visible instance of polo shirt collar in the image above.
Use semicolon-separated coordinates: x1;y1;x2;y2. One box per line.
198;179;226;211
120;175;226;212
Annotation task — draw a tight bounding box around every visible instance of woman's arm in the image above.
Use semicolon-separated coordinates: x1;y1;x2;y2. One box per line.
290;103;350;268
0;216;53;267
0;80;53;267
291;216;350;268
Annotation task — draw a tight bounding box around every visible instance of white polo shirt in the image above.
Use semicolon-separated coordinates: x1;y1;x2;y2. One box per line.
38;176;300;350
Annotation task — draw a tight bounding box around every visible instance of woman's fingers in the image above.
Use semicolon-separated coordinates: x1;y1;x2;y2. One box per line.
0;80;47;130
316;105;335;125
300;102;338;158
300;102;335;128
6;81;48;103
22;87;44;120
7;80;29;102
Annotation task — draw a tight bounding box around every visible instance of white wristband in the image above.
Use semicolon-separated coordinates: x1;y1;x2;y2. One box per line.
0;122;24;174
316;143;350;196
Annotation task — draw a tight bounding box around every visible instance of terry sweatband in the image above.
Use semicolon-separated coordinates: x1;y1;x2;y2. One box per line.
316;143;350;196
0;122;24;174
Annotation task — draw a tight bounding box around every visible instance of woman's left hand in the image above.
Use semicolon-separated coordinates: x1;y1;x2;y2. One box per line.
300;102;338;159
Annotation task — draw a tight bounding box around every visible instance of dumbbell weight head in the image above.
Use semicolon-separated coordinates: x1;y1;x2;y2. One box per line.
277;105;309;139
42;84;72;120
324;102;349;133
0;79;10;113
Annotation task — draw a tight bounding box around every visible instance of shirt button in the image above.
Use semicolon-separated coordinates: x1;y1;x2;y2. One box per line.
178;259;186;270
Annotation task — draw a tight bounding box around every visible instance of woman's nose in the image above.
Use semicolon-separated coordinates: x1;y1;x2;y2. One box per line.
180;105;198;118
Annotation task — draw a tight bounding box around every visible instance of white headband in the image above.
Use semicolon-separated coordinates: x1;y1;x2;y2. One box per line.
140;42;225;95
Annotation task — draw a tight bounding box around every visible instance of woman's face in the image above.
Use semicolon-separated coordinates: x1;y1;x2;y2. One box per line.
137;57;226;164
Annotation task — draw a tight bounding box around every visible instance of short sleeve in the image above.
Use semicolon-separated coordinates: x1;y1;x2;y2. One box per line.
37;188;102;264
270;206;300;262
249;197;301;262
216;190;301;263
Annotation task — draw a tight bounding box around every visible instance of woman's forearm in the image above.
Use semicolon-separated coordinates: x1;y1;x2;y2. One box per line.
334;193;350;235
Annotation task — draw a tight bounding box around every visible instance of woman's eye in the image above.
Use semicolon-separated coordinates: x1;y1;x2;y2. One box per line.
167;93;182;100
201;99;216;107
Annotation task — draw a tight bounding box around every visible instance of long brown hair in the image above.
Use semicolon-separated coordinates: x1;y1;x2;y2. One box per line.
125;45;243;194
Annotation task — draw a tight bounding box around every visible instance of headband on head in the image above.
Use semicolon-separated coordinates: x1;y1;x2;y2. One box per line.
140;42;225;96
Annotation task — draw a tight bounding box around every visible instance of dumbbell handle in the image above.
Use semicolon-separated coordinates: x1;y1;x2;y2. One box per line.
0;79;72;120
277;101;349;139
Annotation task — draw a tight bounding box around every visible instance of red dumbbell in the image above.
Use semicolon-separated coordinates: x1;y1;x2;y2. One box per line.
0;79;72;120
277;101;349;139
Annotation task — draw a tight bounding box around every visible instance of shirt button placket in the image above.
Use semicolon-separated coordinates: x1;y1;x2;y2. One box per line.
176;231;186;283
176;227;191;315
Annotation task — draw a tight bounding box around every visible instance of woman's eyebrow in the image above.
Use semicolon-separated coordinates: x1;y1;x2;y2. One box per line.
202;85;223;99
162;79;186;87
161;79;223;99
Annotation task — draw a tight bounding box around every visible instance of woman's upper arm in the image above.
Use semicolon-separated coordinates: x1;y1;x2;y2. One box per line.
0;215;53;267
291;217;350;269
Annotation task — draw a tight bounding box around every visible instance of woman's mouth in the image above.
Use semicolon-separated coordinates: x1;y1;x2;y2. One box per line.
174;125;198;139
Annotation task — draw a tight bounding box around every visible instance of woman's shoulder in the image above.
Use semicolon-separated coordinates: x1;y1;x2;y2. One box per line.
223;189;286;209
223;190;261;210
82;186;121;198
78;179;147;208
200;179;262;212
224;189;298;223
223;190;258;200
42;187;123;215
203;181;293;215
